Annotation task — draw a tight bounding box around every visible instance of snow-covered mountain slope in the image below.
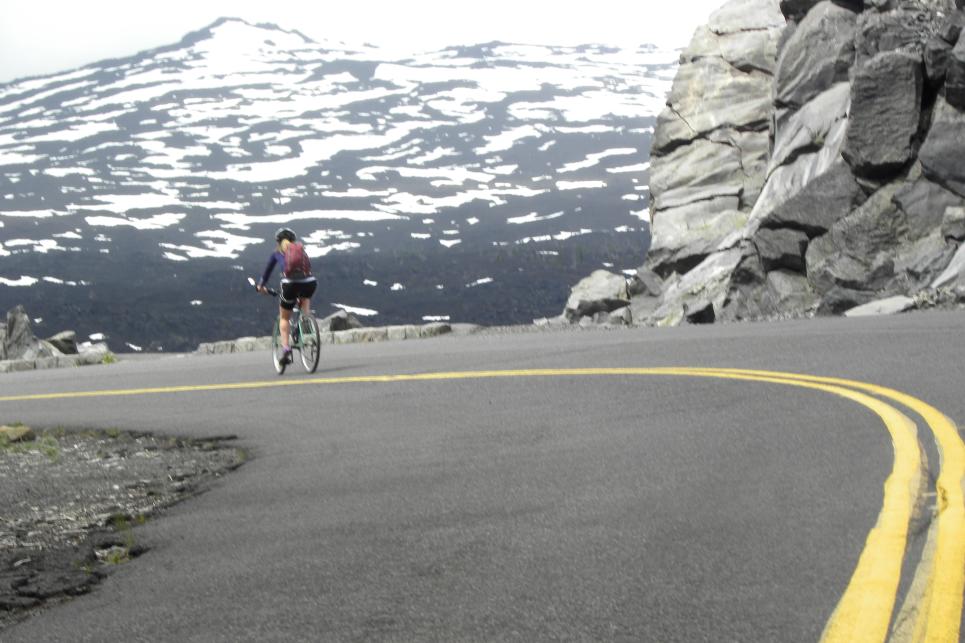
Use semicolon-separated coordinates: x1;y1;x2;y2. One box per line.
0;18;675;350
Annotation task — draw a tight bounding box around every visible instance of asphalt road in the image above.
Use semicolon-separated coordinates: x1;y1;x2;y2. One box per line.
2;311;964;642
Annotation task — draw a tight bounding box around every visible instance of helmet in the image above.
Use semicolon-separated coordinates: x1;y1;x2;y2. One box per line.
274;227;296;243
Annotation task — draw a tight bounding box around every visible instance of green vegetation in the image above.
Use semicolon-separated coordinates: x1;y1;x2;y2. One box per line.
0;431;60;461
101;352;118;365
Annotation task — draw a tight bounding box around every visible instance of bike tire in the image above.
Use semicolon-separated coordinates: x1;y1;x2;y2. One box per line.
271;319;287;375
299;315;321;373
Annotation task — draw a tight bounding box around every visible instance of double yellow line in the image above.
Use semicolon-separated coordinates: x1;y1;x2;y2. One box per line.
2;367;962;640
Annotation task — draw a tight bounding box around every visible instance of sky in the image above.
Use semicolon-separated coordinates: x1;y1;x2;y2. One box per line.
0;0;725;84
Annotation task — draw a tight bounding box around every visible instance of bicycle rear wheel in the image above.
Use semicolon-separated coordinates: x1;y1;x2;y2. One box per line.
271;319;287;375
299;315;321;373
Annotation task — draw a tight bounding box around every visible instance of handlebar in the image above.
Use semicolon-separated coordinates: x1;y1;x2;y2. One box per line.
248;277;278;297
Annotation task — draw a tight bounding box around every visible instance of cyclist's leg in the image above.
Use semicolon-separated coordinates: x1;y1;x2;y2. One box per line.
279;306;293;350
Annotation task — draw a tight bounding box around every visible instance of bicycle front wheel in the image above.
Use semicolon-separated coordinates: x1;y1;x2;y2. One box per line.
299;315;321;373
271;319;286;375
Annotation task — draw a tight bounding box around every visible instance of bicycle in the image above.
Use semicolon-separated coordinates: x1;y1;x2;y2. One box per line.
248;278;321;375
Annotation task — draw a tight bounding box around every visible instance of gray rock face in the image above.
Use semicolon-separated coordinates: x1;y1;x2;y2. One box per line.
755;227;810;272
46;331;78;355
759;162;867;236
843;294;916;316
565;0;965;328
321;309;364;332
842;51;923;178
775;2;858;109
946;33;965;109
920;97;965;196
855;7;945;63
1;306;35;361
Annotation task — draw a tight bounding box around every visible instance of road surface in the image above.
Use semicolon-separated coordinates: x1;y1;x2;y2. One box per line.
2;311;964;641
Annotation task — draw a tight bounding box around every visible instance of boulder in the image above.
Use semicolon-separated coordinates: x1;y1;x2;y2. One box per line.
932;242;965;288
943;206;965;240
893;176;963;238
747;113;849;229
650;138;747;214
920;97;965;197
816;286;878;315
759;162;867;236
46;331;78;355
322;309;364;332
626;267;664;298
855;7;945;63
780;0;863;20
806;181;904;293
654;57;775;154
775;2;858;109
648;206;746;277
843;295;917;317
770;82;851;173
564;270;630;321
938;10;964;45
842;52;923;179
646;248;744;326
947;33;965;109
1;306;35;361
924;35;952;86
763;270;819;314
755;227;811;272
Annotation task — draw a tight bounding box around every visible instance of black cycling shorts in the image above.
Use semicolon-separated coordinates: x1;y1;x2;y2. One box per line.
280;280;317;311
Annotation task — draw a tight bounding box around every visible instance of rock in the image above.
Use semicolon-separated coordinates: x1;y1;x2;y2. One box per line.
842;52;923;179
780;0;863;20
0;425;34;443
843;295;917;316
943;206;965;240
855;7;945;63
654;57;775;154
321;309;364;332
564;270;630;321
893;176;963;238
650;138;747;214
648;206;747;277
46;331;78;355
747;113;849;229
755;227;811;272
685;301;716;324
687;26;779;75
419;322;452;338
1;306;36;361
938;11;964;44
816;286;878;315
759;162;867;236
806;181;905;293
764;270;819;313
920;97;965;197
924;35;952;86
932;242;965;288
606;307;633;326
627;267;664;298
770;82;852;172
775;2;858;109
947;33;965;109
646;248;743;326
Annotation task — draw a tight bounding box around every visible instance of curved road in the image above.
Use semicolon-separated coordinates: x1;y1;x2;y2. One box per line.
2;312;965;642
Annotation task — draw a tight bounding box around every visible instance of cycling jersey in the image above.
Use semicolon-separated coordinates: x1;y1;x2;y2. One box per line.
258;250;317;288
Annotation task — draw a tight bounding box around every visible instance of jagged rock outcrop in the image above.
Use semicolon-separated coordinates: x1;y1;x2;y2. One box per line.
0;307;114;373
561;0;965;326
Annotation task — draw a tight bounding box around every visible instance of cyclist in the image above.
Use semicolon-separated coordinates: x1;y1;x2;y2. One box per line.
257;227;317;364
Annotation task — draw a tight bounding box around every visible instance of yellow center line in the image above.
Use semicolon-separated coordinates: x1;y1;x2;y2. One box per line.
2;366;958;640
688;368;965;643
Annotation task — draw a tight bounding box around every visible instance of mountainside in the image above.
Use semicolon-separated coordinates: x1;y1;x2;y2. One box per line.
562;0;965;327
0;18;675;351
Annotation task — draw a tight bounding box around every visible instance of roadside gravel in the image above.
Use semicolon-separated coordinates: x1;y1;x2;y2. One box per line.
0;428;245;631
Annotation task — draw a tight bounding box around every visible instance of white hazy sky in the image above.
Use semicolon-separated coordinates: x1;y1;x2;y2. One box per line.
0;0;725;84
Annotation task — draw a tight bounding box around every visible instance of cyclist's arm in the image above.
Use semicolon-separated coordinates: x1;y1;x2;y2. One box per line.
258;252;281;288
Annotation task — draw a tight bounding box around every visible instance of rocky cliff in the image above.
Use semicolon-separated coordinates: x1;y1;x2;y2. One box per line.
561;0;965;326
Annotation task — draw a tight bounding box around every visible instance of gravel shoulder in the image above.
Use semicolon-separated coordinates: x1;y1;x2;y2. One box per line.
0;427;245;631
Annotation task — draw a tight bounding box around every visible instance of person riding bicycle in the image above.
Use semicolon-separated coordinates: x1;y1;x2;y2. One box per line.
257;227;317;364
